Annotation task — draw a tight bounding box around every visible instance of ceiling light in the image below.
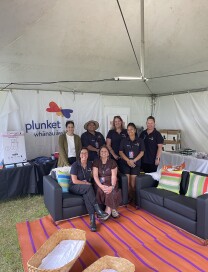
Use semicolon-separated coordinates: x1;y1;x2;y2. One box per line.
114;76;148;82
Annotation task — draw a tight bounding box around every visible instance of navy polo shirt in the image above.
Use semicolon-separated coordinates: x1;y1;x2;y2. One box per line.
119;137;145;166
70;161;92;182
81;131;105;161
106;129;128;156
139;129;164;164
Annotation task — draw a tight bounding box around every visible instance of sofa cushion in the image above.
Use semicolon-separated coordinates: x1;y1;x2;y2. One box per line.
140;187;177;207
180;171;190;195
51;166;71;179
62;193;84;208
164;195;196;221
162;162;185;171
57;171;72;192
157;171;182;194
185;172;208;199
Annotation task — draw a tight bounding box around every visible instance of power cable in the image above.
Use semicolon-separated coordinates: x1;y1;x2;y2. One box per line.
148;69;208;80
0;78;115;86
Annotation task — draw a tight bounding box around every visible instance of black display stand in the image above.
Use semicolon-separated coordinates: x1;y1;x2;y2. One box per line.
0;159;57;201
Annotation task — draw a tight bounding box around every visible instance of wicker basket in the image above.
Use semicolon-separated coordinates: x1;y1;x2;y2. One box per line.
83;255;135;272
27;228;86;272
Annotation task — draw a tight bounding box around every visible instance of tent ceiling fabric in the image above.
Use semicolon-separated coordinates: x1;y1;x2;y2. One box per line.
0;0;208;95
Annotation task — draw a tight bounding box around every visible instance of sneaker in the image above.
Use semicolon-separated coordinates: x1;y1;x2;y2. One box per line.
100;213;111;221
111;209;119;218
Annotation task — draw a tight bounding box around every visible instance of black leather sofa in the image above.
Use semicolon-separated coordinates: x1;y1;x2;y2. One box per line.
136;171;208;241
43;173;128;222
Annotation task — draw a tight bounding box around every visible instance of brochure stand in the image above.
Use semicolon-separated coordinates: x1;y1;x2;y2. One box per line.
0;131;27;164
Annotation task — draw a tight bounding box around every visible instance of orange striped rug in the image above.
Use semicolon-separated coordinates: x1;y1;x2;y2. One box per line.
16;206;208;272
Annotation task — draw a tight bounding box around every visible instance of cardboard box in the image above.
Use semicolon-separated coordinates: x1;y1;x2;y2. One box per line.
167;130;181;141
163;140;181;151
159;130;168;140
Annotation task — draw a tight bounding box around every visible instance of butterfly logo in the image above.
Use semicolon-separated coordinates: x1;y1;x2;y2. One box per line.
46;101;73;118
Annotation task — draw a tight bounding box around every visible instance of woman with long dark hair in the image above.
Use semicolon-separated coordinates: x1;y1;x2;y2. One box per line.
93;145;122;219
58;121;82;167
106;116;127;170
70;148;108;232
119;123;145;203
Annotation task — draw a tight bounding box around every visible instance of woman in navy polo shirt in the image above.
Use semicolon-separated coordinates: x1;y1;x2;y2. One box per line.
119;123;145;203
106;116;127;170
70;148;108;232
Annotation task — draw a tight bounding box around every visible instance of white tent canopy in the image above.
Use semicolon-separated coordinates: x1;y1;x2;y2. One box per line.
0;1;208;159
0;0;208;95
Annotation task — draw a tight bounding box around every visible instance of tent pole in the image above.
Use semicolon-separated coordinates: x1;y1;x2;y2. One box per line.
140;0;145;78
151;95;156;116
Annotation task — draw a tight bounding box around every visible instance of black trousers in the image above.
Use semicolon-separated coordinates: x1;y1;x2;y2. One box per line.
68;157;76;165
68;184;96;214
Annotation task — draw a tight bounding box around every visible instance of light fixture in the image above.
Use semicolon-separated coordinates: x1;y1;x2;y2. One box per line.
114;76;148;82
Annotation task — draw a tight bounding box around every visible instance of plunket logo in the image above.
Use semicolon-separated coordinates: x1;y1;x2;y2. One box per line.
46;101;73;118
24;101;74;138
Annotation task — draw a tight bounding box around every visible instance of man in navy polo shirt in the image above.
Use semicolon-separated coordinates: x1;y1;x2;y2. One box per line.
139;116;164;173
81;120;105;162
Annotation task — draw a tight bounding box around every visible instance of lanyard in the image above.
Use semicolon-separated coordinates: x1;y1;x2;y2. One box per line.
80;163;89;181
101;163;107;177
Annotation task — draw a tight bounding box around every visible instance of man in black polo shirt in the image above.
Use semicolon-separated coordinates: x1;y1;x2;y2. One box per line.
139;116;164;173
81;120;105;161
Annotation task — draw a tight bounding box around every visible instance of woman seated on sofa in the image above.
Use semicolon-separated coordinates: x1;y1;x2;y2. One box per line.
93;145;122;220
70;148;108;232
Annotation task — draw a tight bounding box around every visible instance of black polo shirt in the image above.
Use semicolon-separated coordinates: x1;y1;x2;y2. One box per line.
139;129;164;164
106;129;128;156
81;131;105;161
70;161;92;182
119;136;145;166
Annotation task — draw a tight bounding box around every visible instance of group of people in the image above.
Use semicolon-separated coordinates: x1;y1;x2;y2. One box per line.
57;116;164;231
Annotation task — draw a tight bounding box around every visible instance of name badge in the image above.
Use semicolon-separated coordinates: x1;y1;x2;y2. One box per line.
100;177;105;184
95;141;99;148
129;151;134;159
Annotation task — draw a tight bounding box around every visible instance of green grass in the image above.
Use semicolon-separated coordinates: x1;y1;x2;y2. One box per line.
0;195;48;272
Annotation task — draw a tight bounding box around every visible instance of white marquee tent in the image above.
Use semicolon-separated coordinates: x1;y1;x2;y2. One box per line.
0;0;208;159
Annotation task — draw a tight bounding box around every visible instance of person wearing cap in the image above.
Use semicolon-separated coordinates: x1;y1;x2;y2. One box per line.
58;120;82;167
81;120;105;162
139;116;164;173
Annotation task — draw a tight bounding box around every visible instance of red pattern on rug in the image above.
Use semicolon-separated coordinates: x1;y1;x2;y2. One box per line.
16;206;208;272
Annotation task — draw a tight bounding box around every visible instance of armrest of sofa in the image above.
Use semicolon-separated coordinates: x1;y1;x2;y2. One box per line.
135;174;158;208
118;172;128;205
43;175;63;221
196;193;208;240
136;174;158;189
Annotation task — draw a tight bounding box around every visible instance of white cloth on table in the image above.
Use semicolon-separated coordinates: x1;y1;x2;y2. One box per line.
159;151;208;174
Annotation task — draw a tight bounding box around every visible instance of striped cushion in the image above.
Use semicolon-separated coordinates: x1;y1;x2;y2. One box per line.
185;173;208;199
57;171;71;192
157;171;182;194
